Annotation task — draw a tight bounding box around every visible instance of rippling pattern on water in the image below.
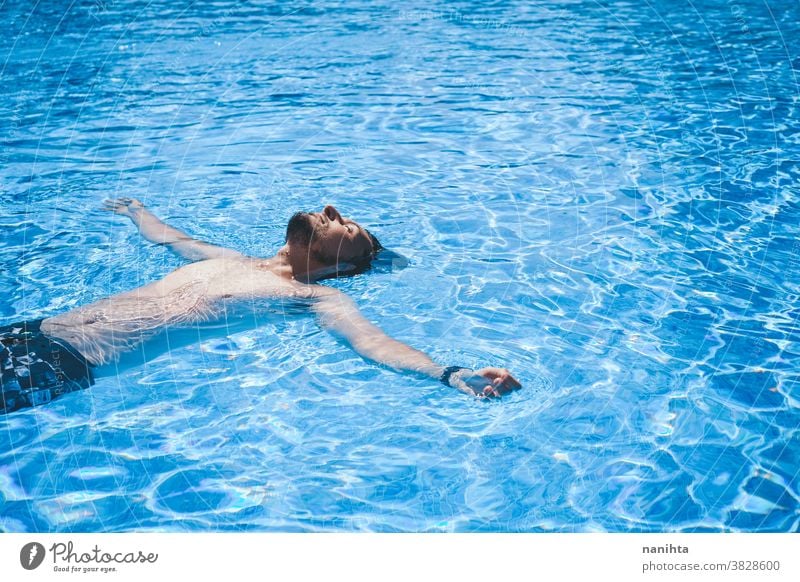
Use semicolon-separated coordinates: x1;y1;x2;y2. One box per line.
1;0;799;532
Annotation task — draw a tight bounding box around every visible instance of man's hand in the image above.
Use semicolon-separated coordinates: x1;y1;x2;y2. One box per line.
103;197;145;217
450;367;522;399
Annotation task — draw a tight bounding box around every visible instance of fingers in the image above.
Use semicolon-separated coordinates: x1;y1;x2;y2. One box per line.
454;367;524;400
474;367;523;395
102;199;123;214
475;378;504;398
102;198;143;214
482;385;501;398
102;197;138;206
103;198;127;211
504;373;522;390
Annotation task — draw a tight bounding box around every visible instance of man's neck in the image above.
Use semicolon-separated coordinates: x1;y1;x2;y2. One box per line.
263;245;325;283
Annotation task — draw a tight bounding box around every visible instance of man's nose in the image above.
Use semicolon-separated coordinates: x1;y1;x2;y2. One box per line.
323;205;342;222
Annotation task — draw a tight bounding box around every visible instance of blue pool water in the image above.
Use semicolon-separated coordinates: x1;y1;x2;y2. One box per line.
1;0;799;532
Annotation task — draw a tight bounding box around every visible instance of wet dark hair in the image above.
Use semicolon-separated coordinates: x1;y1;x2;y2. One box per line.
366;229;383;254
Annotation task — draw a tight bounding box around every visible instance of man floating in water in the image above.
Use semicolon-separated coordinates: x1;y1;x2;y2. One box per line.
0;199;521;413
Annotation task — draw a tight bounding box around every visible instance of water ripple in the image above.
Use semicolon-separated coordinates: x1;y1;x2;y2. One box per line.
1;0;799;532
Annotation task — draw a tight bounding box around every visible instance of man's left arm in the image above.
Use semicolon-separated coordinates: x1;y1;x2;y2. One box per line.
312;290;521;398
104;198;244;261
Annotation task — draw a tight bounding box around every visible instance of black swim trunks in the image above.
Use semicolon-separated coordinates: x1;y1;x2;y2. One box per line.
0;319;94;414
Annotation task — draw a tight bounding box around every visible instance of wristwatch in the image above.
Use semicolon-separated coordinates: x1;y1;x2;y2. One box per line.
439;366;468;387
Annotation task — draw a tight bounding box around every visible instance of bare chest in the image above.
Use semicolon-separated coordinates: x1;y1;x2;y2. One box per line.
136;258;309;302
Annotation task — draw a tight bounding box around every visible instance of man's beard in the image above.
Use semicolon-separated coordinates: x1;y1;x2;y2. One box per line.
285;212;314;247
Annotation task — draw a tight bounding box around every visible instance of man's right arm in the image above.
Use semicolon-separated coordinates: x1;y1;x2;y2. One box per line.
104;198;244;262
311;288;521;398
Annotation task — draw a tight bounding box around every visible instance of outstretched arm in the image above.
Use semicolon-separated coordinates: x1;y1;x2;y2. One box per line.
104;198;244;262
312;289;521;398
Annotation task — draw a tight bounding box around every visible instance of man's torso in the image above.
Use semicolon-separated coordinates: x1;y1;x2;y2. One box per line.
40;257;325;366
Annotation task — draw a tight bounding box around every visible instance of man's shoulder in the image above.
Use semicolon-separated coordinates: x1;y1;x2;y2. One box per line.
294;282;342;301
